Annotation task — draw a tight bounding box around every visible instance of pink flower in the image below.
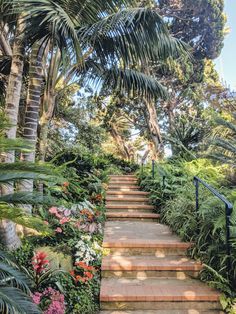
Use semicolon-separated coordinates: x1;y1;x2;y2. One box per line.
44;221;49;225
49;207;58;214
55;227;62;233
63;209;71;217
32;292;42;304
59;217;70;224
55;212;63;219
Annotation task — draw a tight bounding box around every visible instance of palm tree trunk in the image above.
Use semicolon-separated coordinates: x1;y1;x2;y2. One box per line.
0;17;25;249
19;42;44;214
143;99;164;159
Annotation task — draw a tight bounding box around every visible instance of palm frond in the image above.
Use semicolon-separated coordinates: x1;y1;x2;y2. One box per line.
79;8;189;66
82;60;168;99
0;138;33;152
0;286;41;314
0;203;52;234
0;162;64;183
0;192;56;205
0;262;32;293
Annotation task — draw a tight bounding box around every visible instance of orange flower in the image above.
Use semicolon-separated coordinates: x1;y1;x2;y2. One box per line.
69;270;75;276
75;261;87;269
84;272;93;280
75;275;86;283
63;182;69;187
86;265;95;272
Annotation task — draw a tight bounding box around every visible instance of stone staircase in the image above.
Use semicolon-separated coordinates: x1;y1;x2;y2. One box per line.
100;175;223;314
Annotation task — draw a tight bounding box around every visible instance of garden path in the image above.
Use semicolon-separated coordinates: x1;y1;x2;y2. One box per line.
100;175;223;314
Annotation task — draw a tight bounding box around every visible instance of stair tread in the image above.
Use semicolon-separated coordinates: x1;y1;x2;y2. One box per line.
106;197;149;202
100;278;221;302
107;191;149;195
102;255;202;271
106;204;154;209
103;221;191;248
106;212;160;218
100;311;223;314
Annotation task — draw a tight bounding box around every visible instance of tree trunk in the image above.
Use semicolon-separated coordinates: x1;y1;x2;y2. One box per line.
19;42;44;214
0;17;25;249
143;99;164;159
110;125;131;160
39;104;54;162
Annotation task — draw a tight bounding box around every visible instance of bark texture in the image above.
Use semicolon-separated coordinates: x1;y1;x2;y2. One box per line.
19;42;44;214
143;99;164;159
110;124;131;160
0;18;25;249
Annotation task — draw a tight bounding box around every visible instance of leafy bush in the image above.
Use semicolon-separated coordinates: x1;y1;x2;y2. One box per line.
138;158;236;296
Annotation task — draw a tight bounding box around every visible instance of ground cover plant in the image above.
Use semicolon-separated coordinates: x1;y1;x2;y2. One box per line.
138;158;236;312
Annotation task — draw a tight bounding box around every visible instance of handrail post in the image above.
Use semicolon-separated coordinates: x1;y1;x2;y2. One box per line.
225;204;232;277
141;162;144;175
163;175;166;189
194;178;199;212
152;159;155;179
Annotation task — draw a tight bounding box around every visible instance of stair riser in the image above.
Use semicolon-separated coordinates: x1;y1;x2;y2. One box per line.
106;201;150;206
102;270;200;279
107;217;158;222
107;191;150;197
101;301;222;311
109;181;138;184
106;209;153;213
107;195;150;199
108;188;140;191
107;247;188;256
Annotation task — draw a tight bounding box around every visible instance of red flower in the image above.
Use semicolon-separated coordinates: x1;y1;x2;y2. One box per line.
63;182;69;187
32;252;49;274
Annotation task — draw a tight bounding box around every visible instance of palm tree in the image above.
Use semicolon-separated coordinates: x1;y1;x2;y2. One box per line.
10;0;188;161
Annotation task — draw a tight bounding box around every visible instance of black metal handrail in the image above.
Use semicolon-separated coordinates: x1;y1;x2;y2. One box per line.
193;176;233;276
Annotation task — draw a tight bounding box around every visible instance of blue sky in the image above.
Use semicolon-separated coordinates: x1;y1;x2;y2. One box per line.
215;0;236;90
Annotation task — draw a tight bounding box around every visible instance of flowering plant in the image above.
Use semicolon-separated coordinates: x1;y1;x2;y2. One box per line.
32;287;65;314
69;261;96;284
32;251;50;275
74;235;102;264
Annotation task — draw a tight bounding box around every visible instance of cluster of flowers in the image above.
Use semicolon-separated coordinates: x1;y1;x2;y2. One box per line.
32;287;65;314
74;235;99;264
46;204;102;235
46;206;72;233
32;251;49;274
90;193;103;204
70;261;95;284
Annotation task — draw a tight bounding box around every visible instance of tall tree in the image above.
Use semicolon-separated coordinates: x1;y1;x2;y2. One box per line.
0;14;25;248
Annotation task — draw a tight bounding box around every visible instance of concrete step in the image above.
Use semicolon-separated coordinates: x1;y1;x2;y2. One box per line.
109;175;136;178
106;197;149;203
100;278;221;310
100;310;224;314
103;221;191;256
105;204;154;210
106;191;150;196
108;186;140;191
106;212;160;222
102;255;202;278
109;176;137;179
